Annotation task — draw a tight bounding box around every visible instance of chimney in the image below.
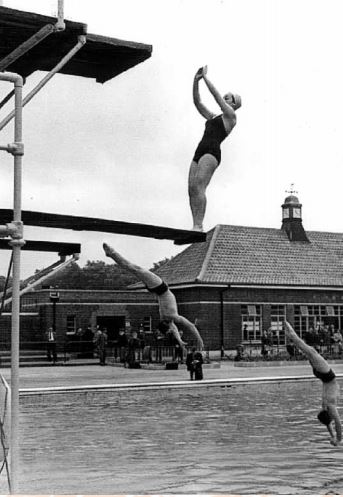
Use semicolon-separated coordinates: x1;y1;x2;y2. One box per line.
281;192;309;242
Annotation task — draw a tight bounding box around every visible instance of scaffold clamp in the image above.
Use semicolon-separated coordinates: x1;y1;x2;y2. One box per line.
7;142;24;156
7;221;24;239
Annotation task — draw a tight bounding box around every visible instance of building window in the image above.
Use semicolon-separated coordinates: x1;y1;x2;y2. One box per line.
66;315;76;335
326;306;335;317
270;305;286;345
300;305;309;316
241;305;261;343
142;316;152;333
294;305;341;337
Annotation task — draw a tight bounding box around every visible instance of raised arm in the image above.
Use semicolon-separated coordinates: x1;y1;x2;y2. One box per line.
174;315;204;350
193;67;216;120
327;405;342;445
202;70;236;120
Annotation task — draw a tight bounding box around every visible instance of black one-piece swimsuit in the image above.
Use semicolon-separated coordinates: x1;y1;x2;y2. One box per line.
193;114;228;165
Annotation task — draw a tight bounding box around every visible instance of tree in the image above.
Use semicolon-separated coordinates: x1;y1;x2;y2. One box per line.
0;255;174;291
42;260;139;289
150;256;173;271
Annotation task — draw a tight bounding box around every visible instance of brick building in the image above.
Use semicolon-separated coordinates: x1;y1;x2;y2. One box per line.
2;193;343;351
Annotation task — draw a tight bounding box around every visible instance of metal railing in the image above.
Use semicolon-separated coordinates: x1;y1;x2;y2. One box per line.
233;341;343;362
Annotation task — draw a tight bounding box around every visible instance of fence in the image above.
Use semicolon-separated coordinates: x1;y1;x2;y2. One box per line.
236;340;343;362
0;339;197;365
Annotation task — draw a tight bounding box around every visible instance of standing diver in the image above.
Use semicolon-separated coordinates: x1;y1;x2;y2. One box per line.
188;65;241;231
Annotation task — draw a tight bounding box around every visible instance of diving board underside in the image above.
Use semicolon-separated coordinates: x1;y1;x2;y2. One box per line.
0;210;206;244
0;6;152;83
0;239;80;255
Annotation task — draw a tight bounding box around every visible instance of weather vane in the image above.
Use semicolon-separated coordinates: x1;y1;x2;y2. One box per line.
285;183;298;195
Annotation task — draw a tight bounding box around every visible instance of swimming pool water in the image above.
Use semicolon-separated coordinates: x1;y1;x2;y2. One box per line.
6;381;343;493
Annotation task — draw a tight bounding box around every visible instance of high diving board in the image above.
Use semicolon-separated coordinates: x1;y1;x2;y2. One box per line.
0;209;206;245
0;239;80;255
0;6;152;82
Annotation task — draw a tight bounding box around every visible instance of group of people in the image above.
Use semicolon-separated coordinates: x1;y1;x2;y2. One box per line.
304;324;343;354
81;67;343;444
102;246;342;445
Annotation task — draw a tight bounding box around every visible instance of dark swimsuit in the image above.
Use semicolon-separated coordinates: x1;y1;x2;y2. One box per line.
193;114;228;165
146;280;169;296
312;368;336;383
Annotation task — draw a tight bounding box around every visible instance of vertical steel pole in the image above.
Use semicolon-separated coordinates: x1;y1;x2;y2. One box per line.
9;74;23;495
56;0;65;31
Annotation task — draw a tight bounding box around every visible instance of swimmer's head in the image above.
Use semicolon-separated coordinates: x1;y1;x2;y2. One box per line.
224;92;242;110
158;320;171;334
317;409;331;426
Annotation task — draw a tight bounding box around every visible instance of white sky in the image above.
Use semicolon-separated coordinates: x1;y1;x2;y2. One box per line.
1;0;343;278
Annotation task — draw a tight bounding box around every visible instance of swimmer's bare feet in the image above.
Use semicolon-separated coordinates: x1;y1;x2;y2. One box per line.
103;243;115;258
192;226;204;232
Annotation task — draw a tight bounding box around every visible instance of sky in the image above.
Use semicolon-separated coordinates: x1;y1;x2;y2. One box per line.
1;0;343;278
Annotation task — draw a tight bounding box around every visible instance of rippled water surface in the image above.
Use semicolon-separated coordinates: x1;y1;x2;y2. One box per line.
7;381;343;493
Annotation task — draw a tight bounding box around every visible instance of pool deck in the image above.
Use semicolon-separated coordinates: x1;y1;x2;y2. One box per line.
2;359;343;395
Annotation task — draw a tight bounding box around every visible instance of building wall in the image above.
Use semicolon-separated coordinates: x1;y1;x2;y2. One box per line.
172;286;343;349
2;285;343;350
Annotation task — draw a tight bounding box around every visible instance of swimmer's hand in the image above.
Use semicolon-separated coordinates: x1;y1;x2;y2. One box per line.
330;437;341;446
195;66;207;80
195;67;204;80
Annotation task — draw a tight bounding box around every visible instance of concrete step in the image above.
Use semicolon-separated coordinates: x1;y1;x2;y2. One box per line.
0;349;47;357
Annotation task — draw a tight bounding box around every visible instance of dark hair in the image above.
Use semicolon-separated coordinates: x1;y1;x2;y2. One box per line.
158;320;170;334
317;409;331;426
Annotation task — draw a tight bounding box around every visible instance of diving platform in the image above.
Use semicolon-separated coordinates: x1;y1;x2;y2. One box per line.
0;6;152;82
0;209;206;244
0;239;80;255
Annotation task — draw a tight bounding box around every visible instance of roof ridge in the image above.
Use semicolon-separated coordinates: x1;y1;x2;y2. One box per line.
196;225;222;282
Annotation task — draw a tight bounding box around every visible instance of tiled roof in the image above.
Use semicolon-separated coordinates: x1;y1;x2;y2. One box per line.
154;224;343;287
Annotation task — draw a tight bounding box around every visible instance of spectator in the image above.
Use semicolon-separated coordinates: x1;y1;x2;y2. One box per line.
83;326;95;357
117;329;128;363
193;350;204;380
304;327;315;346
286;342;296;358
94;328;108;366
261;330;269;357
234;344;244;362
154;329;164;363
174;330;184;363
186;347;196;380
45;326;57;364
137;329;146;349
127;331;140;368
333;330;343;355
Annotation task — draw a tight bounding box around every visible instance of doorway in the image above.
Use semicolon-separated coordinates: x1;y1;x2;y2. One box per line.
96;316;126;344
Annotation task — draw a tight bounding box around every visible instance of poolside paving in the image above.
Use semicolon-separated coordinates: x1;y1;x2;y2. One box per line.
2;358;343;391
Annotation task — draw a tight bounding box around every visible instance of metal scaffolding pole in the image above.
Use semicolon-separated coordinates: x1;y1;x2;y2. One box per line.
0;24;56;73
0;35;86;132
0;71;24;495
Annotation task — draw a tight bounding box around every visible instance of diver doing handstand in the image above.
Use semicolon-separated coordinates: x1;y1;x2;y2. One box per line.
284;321;341;446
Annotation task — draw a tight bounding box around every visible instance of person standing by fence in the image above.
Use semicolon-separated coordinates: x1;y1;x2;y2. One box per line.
94;328;108;366
186;347;196;380
117;329;128;363
45;326;57;364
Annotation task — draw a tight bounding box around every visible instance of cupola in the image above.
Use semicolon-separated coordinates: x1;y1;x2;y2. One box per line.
281;187;309;242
